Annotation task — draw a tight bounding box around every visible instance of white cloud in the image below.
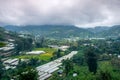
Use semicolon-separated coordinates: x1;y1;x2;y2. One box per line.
0;0;120;27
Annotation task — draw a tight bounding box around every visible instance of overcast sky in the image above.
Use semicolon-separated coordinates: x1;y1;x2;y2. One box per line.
0;0;120;28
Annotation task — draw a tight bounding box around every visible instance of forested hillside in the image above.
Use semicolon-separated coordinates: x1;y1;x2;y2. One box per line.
4;25;120;39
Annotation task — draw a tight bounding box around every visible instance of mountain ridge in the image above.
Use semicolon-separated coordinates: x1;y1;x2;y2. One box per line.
3;25;120;39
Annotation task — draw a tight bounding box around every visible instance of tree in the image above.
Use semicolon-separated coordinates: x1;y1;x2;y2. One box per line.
17;67;38;80
15;39;24;55
36;37;46;48
28;58;39;67
52;49;61;59
72;53;84;66
36;42;41;48
15;38;33;55
27;38;34;51
40;37;45;48
63;59;73;75
0;42;6;47
0;57;4;79
85;47;98;74
17;60;28;69
56;49;61;58
97;71;112;80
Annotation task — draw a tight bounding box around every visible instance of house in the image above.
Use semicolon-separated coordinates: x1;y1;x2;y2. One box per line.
59;46;69;51
3;58;19;69
118;55;120;58
26;51;45;55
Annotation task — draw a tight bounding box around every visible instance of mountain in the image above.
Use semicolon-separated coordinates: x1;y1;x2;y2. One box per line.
4;25;93;39
101;25;120;37
87;26;110;33
3;25;120;39
4;25;22;32
0;27;19;41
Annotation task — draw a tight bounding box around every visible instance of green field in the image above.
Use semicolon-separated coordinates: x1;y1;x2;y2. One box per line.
15;48;57;61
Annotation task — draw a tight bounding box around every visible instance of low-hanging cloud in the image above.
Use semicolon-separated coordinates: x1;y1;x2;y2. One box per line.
0;0;120;27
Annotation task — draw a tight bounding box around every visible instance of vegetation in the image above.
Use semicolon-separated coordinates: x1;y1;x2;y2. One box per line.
4;25;120;39
85;47;98;74
0;42;6;47
4;25;93;39
0;58;39;80
17;67;38;80
1;26;120;80
62;59;74;75
52;49;62;60
0;57;4;80
15;38;34;55
49;38;120;80
14;48;56;61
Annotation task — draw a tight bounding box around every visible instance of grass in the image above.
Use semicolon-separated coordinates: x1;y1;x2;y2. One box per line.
14;48;57;61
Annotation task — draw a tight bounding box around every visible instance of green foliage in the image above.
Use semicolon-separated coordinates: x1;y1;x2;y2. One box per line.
15;38;33;54
72;50;84;66
111;58;120;70
0;42;6;47
17;67;38;80
0;57;4;79
52;49;62;59
0;35;5;41
28;58;39;67
14;48;56;62
17;61;28;69
50;60;120;80
35;37;46;48
85;46;98;74
62;59;74;75
96;71;112;80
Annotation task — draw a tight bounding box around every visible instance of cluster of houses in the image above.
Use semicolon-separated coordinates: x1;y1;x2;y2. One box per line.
2;58;28;70
0;43;14;51
3;58;19;69
1;50;77;80
48;45;70;51
0;39;15;57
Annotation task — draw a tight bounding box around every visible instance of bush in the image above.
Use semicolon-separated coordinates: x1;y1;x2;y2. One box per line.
0;42;6;47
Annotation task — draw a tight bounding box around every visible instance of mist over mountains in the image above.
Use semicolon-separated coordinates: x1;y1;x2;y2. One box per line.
3;25;120;39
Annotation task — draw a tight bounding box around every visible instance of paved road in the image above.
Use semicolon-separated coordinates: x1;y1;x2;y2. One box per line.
36;51;78;80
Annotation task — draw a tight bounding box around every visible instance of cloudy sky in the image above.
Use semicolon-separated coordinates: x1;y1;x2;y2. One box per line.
0;0;120;28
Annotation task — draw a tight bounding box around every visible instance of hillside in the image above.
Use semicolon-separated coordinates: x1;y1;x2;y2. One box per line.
101;25;120;37
0;27;13;41
4;25;120;39
87;26;110;33
4;25;94;39
0;27;19;41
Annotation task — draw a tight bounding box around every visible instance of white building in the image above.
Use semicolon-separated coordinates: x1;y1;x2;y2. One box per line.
26;51;45;55
118;55;120;58
48;45;69;51
3;58;19;69
59;46;70;51
3;58;29;70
